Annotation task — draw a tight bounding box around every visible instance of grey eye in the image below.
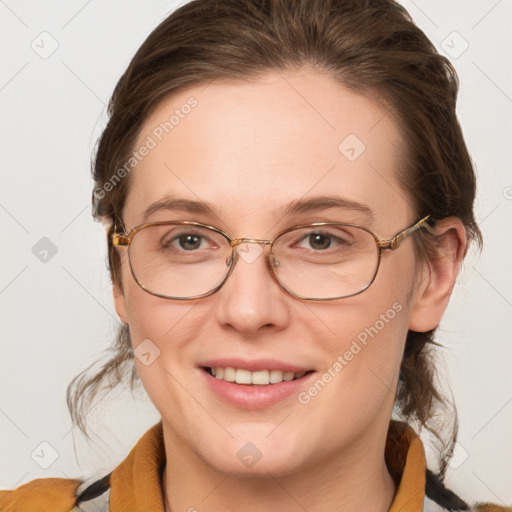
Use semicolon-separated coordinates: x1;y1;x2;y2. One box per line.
177;234;202;250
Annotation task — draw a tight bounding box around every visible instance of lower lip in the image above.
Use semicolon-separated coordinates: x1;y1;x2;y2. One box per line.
200;368;316;409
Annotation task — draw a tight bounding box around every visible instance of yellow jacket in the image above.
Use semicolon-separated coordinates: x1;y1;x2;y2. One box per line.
0;420;509;512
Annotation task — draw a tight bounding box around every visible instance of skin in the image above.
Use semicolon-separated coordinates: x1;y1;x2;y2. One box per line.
113;67;466;512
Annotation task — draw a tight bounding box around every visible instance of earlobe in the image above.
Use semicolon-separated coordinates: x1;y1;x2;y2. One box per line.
408;217;467;333
113;282;128;324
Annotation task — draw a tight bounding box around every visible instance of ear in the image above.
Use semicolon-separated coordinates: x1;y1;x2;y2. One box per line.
408;217;467;332
113;282;128;324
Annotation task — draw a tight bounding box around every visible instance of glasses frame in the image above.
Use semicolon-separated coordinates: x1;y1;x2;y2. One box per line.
112;215;431;301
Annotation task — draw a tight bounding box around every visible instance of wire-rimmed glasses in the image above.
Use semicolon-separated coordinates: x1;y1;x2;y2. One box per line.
112;215;431;301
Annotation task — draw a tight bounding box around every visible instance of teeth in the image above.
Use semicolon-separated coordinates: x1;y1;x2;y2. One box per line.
283;371;295;381
223;367;236;382
209;367;308;385
251;370;269;385
235;369;252;385
269;369;283;383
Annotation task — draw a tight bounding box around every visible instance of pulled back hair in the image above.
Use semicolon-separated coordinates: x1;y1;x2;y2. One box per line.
67;0;481;503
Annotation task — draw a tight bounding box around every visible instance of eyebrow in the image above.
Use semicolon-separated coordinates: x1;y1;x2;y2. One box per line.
142;195;218;222
278;195;374;219
141;193;374;223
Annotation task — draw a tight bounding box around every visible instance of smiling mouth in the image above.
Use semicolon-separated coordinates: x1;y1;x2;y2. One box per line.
202;366;314;385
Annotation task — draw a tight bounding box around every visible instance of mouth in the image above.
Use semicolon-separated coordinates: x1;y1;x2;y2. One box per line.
198;358;318;409
201;366;315;386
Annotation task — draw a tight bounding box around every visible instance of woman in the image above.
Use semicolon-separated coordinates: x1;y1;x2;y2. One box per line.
1;0;509;511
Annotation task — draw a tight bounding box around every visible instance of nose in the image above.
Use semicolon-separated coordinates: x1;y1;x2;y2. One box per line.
214;242;290;336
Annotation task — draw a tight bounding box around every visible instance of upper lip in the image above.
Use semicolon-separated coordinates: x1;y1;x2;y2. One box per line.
200;358;314;373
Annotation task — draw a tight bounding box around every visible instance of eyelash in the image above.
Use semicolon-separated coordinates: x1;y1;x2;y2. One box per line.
159;228;353;253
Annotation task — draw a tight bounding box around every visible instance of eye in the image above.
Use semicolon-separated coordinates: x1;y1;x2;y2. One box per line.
160;229;218;252
176;233;203;251
306;233;333;250
295;229;353;251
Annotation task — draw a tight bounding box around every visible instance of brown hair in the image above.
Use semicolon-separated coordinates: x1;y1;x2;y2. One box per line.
67;0;481;485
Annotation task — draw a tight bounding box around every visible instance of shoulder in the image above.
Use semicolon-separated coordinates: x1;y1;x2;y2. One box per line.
0;477;81;512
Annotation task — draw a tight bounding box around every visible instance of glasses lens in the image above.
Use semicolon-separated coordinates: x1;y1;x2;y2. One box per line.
272;224;379;299
128;224;231;298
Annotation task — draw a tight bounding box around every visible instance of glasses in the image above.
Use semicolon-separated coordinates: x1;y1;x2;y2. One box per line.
112;215;431;301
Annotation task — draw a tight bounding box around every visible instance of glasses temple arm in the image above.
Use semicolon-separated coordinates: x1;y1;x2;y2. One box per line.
377;215;432;250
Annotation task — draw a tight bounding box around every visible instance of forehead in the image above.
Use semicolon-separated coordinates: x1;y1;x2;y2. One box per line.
124;68;410;231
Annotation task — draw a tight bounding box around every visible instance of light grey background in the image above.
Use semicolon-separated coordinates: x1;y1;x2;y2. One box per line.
1;0;511;505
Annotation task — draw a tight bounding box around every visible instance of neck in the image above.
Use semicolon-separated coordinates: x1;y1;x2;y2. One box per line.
161;423;396;512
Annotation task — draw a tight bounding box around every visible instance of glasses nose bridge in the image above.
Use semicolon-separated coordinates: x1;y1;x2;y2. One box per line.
224;237;283;297
229;237;273;248
228;237;278;275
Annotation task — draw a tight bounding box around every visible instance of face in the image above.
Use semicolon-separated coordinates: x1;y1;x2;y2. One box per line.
113;68;429;476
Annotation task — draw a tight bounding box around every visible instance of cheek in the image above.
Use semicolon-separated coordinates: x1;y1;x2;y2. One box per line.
291;298;410;459
309;297;408;386
118;263;198;393
124;285;199;351
280;293;411;468
117;246;190;343
299;253;416;411
122;289;205;417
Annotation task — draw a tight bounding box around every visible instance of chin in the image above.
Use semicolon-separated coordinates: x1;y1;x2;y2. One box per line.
208;447;309;478
195;426;313;477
